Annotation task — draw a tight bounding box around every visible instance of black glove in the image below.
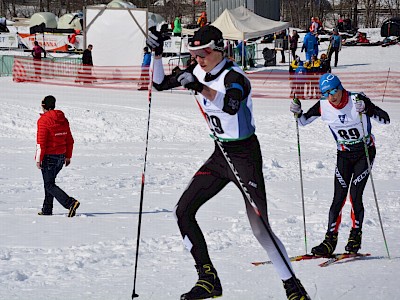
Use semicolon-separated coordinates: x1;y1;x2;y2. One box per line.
146;27;170;56
176;71;204;93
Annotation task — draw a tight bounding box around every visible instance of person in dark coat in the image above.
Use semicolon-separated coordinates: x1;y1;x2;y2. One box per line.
289;30;299;60
328;28;342;67
79;44;93;84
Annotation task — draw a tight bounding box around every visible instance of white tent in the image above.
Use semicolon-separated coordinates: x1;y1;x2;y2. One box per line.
106;0;136;8
30;12;58;29
84;7;148;67
183;6;289;41
57;13;82;30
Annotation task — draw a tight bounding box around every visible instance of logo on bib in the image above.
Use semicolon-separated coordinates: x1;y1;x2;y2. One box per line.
203;98;211;106
338;114;347;123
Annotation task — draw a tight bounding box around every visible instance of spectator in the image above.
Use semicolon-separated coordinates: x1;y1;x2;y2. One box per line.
236;40;247;69
138;46;151;90
328;28;342;67
309;17;319;34
289;30;299;60
197;11;207;28
337;16;344;31
31;41;46;80
275;30;287;63
301;31;319;61
173;15;182;36
79;44;93;84
308;54;322;99
36;95;80;217
319;53;331;73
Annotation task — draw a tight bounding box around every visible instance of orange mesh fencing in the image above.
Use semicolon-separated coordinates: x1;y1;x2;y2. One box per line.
12;57;400;101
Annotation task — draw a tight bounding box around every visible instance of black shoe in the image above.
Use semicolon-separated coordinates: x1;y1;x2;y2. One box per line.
38;211;52;216
283;277;310;300
68;199;80;218
345;228;362;253
311;231;338;256
180;264;222;300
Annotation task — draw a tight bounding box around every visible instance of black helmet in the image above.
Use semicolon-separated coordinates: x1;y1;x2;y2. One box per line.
188;25;224;52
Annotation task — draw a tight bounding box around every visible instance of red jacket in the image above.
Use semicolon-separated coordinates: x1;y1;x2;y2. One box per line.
35;110;74;162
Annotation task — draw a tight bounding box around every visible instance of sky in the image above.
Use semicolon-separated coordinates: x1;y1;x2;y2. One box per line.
0;28;399;300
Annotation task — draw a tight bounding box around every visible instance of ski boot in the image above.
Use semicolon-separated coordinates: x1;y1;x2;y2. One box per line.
345;228;362;253
283;276;310;300
68;198;80;218
180;264;222;300
38;210;52;216
311;231;338;256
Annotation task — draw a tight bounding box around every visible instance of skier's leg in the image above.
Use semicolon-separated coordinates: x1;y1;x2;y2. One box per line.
228;136;309;298
227;136;292;279
311;151;353;255
174;169;228;265
345;147;376;253
175;151;228;299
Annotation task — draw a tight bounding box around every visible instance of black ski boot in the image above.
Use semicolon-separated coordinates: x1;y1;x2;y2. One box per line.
345;228;362;253
180;264;222;300
311;231;338;256
283;276;310;300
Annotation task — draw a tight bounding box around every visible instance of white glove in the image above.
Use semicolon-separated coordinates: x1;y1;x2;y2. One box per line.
290;99;302;114
177;72;204;92
177;72;195;87
355;100;365;113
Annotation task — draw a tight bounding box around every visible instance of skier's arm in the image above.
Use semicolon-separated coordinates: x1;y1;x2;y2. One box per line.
297;101;321;126
357;93;390;124
215;70;250;115
152;57;181;90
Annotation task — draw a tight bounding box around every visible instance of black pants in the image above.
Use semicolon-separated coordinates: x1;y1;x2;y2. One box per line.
290;48;296;60
41;154;73;213
328;47;340;67
327;147;376;233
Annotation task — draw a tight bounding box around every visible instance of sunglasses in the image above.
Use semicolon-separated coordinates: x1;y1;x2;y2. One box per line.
189;47;213;59
322;87;339;97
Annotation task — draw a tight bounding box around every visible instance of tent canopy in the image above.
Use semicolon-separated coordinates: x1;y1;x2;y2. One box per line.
183;6;289;40
57;13;82;30
30;12;58;29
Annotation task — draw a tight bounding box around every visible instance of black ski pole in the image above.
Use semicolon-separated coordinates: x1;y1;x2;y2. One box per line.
293;96;308;254
132;53;155;299
357;97;391;259
192;94;306;295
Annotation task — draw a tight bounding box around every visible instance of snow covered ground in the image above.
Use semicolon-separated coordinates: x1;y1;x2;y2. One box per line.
0;32;399;300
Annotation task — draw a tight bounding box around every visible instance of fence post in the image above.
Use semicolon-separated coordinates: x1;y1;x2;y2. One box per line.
382;67;390;102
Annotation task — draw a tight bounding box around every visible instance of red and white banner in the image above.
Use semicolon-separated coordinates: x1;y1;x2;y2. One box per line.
18;33;84;51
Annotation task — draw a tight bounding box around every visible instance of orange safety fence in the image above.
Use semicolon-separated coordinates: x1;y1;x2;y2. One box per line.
12;57;400;102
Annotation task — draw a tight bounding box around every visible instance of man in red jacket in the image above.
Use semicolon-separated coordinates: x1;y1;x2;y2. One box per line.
35;95;80;217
